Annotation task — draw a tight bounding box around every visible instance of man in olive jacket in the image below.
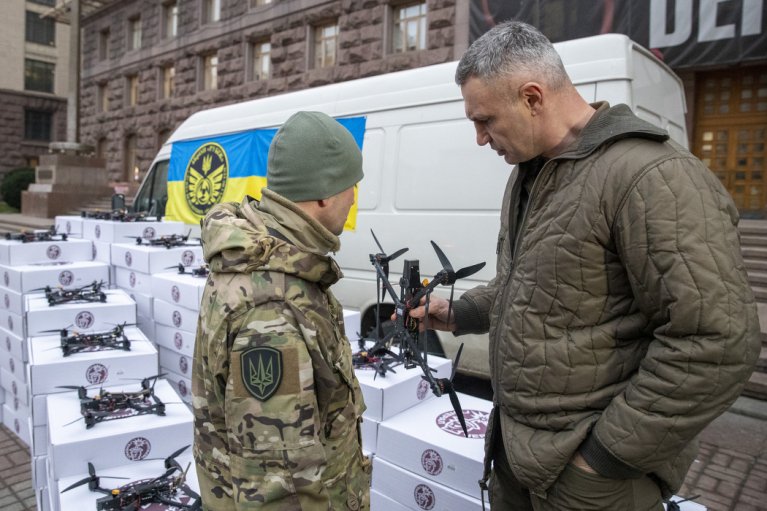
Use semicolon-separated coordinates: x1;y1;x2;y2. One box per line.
413;21;760;510
192;111;371;510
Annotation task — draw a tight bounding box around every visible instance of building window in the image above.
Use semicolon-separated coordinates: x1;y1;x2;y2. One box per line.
25;156;40;168
24;59;54;93
126;75;139;107
98;82;109;112
125;135;139;181
24;110;52;141
128;16;142;51
313;22;338;69
98;28;110;61
162;1;178;39
250;0;272;7
392;2;427;53
249;41;271;81
202;0;221;24
201;53;218;90
26;11;55;46
161;65;175;99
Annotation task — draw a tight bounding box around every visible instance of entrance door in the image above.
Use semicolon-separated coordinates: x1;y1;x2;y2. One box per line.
694;68;767;217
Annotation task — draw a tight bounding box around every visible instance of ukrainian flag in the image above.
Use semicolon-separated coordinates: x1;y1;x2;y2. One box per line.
166;117;366;229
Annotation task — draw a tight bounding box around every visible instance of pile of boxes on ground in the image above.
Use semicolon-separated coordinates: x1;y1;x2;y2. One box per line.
0;214;704;511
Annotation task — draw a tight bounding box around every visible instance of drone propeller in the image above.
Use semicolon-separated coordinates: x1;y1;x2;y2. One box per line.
57;385;85;390
433;343;468;437
60;462;130;493
430;241;485;285
371;230;408;301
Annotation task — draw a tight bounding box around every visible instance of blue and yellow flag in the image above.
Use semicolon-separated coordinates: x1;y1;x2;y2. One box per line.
166;117;366;229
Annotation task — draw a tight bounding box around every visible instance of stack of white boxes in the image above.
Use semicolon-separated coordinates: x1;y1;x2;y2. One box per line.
151;271;207;404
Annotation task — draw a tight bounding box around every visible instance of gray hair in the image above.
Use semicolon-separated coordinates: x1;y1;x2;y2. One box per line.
455;21;569;90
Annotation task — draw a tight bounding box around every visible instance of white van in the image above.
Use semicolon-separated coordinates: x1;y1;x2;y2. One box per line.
134;34;688;378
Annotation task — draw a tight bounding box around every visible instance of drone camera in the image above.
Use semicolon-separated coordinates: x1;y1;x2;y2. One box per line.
400;259;421;291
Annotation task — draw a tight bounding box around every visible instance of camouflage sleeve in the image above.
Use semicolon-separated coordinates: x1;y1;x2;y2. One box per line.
225;299;332;509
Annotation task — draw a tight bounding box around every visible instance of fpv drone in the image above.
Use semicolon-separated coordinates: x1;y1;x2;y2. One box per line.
61;445;201;510
5;226;67;243
41;323;133;357
134;230;197;249
351;338;401;377
59;374;166;429
81;209;153;222
361;230;485;436
37;280;107;306
166;263;209;278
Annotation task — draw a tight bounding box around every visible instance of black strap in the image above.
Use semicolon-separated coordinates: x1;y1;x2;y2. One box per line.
266;227;292;245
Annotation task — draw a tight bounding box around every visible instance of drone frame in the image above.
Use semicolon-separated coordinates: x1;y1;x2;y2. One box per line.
135;229;194;249
41;280;107;306
5;225;68;243
50;323;133;357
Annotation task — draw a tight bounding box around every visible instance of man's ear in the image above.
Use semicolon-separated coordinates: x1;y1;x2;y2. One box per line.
519;82;544;115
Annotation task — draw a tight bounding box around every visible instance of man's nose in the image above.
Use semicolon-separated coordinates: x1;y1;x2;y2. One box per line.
474;123;490;146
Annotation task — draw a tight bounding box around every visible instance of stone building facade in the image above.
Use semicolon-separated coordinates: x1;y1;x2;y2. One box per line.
80;0;469;188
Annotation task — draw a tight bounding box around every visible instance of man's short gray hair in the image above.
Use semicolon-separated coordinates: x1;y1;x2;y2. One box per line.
455;21;569;90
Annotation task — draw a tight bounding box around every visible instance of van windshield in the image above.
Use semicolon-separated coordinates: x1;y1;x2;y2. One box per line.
133;160;169;216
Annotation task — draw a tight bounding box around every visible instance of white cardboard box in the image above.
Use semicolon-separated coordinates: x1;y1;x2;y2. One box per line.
114;266;152;295
91;240;111;264
362;417;379;455
355;354;452;422
372;457;483;511
155;324;195;358
33;455;48;490
377;392;491;499
28;328;158;395
2;403;31;446
0;261;109;294
32;393;49;426
159;346;192;379
54;216;83;237
1;288;24;315
1;326;26;363
82;218;186;243
25;288;137;337
110;242;204;274
0;238;93;266
0;347;26;383
153;298;199;332
53;452;200;511
343;309;361;341
151;272;207;311
0;309;24;338
33;422;47;456
125;289;153;318
46;379;194;480
0;366;29;407
371;489;412;511
137;314;155;343
163;372;192;404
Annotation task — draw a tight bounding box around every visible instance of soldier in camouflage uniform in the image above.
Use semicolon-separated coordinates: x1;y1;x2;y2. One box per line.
192;111;371;510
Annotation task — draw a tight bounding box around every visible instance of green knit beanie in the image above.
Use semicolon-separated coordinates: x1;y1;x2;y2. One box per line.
266;111;364;202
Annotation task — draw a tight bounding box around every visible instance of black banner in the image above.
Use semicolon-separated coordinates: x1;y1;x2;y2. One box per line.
469;0;767;69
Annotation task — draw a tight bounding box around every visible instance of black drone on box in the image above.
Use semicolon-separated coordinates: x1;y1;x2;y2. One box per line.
166;263;209;278
41;322;133;357
61;445;201;510
81;208;155;222
5;226;67;243
134;230;197;249
36;280;107;306
359;230;485;437
58;374;166;429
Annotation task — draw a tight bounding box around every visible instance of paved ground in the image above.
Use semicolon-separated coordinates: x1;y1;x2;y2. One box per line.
2;397;766;510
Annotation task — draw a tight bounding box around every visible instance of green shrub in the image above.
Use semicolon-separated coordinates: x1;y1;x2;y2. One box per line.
0;167;36;210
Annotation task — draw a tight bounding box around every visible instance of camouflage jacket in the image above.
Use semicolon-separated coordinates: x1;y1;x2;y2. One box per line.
192;189;371;510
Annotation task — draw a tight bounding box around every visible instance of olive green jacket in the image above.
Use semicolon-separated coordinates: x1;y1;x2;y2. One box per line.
192;189;370;510
453;102;760;498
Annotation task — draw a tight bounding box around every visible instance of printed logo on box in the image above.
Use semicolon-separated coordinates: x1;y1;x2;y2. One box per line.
95;225;101;239
66;221;72;234
92;244;98;259
179;356;189;375
47;245;61;260
9;358;15;374
181;250;195;266
172;310;182;328
5;336;10;352
14;418;19;434
171;285;180;303
413;484;435;510
173;332;183;350
7;316;12;332
3;272;8;287
75;311;95;329
177;379;188;397
416;380;429;400
435;409;490;439
125;251;133;267
3;294;9;309
143;226;156;239
13;396;19;411
421;449;443;476
11;380;17;396
129;272;137;288
59;270;74;286
85;363;108;384
124;437;151;461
